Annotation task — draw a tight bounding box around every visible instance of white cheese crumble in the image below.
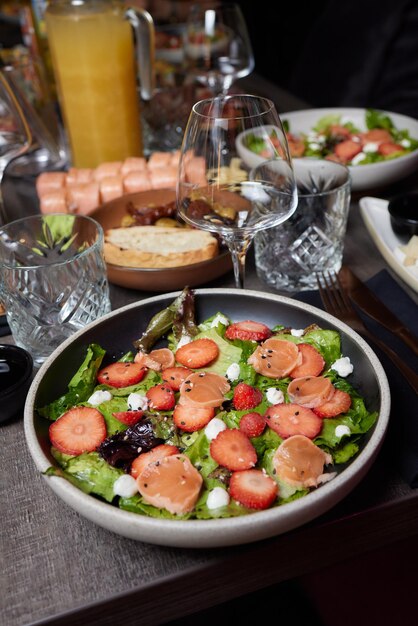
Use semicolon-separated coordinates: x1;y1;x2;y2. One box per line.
207;487;230;509
266;387;284;405
363;142;379;153
204;418;227;441
87;390;112;406
226;362;240;381
351;152;366;165
308;142;322;151
401;138;411;148
331;356;354;377
113;474;138;498
128;392;149;411
335;425;351;438
211;313;229;327
291;328;304;337
177;335;192;349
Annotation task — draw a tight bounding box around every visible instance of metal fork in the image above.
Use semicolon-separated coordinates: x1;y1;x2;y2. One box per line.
317;270;418;395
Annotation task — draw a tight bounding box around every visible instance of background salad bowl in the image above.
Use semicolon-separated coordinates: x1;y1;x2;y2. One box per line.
24;289;390;548
236;108;418;192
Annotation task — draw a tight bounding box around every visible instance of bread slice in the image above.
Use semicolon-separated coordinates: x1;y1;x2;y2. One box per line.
104;226;219;268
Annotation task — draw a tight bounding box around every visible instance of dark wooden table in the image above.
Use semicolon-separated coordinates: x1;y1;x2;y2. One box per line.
1;76;418;626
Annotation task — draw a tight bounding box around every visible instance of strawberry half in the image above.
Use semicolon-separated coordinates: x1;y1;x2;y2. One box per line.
175;338;219;369
233;382;263;410
97;362;146;388
210;428;257;471
264;403;323;439
239;412;266;438
49;406;107;456
130;443;180;478
146;384;175;411
229;469;278;510
225;320;272;342
173;404;215;432
289;344;325;379
112;410;144;427
313;389;351;418
161;366;193;391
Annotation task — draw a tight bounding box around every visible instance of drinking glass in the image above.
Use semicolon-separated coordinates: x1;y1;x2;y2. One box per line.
0;213;111;365
183;2;255;96
0;69;33;225
177;94;297;288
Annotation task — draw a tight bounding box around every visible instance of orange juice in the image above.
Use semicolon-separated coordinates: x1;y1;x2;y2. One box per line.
45;3;142;168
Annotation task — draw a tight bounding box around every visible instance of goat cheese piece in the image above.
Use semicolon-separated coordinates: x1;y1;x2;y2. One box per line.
87;390;112;406
331;356;354;377
335;425;351;438
128;392;149;411
291;328;304;337
113;474;138;498
211;313;229;327
207;487;230;509
226;362;240;381
351;152;366;165
266;387;285;405
177;335;192;349
401;138;411;148
205;418;227;441
363;142;379;153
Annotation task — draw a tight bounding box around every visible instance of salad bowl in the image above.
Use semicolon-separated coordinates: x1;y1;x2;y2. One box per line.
24;289;390;548
236;108;418;191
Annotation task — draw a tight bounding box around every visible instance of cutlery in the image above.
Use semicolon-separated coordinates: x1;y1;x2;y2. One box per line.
317;270;418;395
338;265;418;357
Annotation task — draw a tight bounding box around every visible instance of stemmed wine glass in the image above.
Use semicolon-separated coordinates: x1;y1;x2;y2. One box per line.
183;2;255;96
0;68;33;225
177;94;298;288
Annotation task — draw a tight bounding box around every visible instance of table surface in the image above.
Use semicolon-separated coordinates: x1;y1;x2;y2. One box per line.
1;75;418;626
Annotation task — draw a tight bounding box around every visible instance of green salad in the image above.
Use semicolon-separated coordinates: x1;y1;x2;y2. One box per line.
39;289;377;520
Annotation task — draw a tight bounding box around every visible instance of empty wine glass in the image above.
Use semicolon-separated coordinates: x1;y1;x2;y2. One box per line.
183;2;255;96
177;94;298;288
0;69;33;225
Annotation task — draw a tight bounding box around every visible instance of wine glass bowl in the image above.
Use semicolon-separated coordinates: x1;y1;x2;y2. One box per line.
177;94;297;287
183;2;255;96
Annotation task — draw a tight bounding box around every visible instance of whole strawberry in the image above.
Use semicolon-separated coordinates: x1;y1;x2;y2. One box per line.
233;382;263;411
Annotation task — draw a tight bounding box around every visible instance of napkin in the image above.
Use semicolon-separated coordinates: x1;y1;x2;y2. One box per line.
296;270;418;488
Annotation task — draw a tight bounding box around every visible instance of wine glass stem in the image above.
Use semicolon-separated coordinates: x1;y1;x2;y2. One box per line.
225;236;251;289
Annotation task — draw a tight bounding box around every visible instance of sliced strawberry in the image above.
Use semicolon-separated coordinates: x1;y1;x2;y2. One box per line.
264;403;323;439
173;404;215;432
239;412;266;438
233;382;263;410
289;344;325;379
334;139;362;163
229;469;278;510
287;375;335;408
313;389;352;418
225;320;272;342
134;351;161;371
49;406;106;456
97;362;146;388
378;142;404;156
210;428;257;471
175;338;219;368
130;443;179;478
112;410;144;427
146;383;175;411
161;366;193;391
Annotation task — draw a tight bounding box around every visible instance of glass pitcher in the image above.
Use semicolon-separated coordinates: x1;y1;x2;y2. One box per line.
45;0;155;168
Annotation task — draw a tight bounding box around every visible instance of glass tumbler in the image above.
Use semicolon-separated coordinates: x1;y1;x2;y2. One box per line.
253;159;351;293
0;213;111;365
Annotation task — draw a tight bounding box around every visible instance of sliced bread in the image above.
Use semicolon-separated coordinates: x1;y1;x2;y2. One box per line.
104;226;218;268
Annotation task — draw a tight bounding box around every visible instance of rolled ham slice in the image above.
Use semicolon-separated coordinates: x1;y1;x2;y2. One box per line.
67;182;100;215
148;151;172;170
99;175;124;203
39;189;68;214
93;161;122;181
123;170;152;193
121;157;147;176
36;171;66;197
149;165;178;189
66;167;94;185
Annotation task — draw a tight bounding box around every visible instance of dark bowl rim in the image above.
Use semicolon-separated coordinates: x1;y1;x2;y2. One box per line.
0;344;33;399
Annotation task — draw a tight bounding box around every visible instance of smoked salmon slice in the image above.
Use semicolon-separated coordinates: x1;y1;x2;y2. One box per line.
273;435;333;488
265;403;323;439
136;454;203;514
179;371;230;408
287;376;335;408
247;337;301;378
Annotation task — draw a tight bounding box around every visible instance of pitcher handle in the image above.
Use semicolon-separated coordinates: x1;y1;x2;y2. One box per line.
125;7;155;101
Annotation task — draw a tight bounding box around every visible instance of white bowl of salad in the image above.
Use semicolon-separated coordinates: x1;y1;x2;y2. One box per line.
24;288;390;548
237;108;418;191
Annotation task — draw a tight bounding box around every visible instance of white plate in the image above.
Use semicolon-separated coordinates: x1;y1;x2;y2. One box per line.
24;289;390;548
359;196;418;293
237;108;418;192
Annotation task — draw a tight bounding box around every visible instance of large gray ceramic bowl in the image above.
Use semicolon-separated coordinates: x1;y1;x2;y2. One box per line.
24;289;390;548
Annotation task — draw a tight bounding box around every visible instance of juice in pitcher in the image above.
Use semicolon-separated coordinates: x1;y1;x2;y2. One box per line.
45;1;152;168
